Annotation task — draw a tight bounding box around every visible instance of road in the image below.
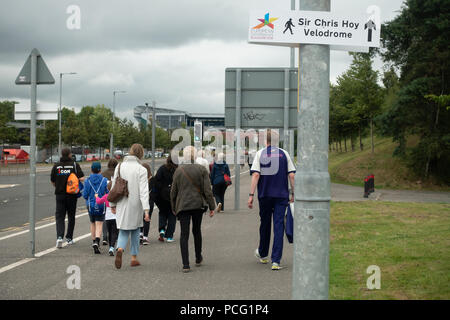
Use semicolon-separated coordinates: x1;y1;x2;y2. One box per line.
0;164;448;299
0;159;167;230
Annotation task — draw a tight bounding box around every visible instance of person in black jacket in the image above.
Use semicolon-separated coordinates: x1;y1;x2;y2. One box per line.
154;154;178;243
50;148;85;248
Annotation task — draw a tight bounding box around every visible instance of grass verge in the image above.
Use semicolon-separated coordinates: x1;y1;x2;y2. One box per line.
329;201;450;299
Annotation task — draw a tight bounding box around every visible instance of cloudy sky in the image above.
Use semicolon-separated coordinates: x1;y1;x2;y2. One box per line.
0;0;405;121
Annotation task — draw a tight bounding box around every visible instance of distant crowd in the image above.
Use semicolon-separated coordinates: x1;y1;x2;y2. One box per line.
50;130;295;272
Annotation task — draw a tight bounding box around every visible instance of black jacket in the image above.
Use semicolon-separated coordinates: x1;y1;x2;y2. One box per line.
154;164;177;203
50;157;84;196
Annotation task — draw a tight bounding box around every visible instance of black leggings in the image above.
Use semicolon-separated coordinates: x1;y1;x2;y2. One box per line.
140;199;155;237
178;209;204;268
157;199;176;238
105;219;118;247
213;182;227;210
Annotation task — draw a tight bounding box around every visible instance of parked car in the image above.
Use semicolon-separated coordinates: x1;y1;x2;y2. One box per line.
45;155;60;164
163;153;169;158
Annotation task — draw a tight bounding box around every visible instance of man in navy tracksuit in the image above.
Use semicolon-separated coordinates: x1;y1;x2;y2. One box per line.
248;130;296;270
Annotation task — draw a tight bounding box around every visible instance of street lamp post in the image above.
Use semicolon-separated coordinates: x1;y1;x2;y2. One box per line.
110;90;126;158
58;72;76;157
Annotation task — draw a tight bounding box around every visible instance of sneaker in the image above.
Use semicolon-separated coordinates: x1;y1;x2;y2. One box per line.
216;203;222;213
108;247;114;256
102;240;108;246
254;249;269;264
166;237;175;243
272;262;283;270
56;237;63;249
142;238;150;245
92;243;101;254
158;230;165;242
182;266;191;273
195;256;203;267
66;238;74;245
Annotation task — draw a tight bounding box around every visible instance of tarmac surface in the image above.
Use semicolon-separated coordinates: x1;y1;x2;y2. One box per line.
0;165;449;299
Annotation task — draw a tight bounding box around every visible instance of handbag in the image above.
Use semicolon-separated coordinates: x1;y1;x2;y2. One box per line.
285;202;294;244
223;173;232;186
180;166;208;213
107;163;129;203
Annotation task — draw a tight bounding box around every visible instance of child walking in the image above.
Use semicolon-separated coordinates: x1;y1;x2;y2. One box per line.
83;162;108;254
96;186;118;255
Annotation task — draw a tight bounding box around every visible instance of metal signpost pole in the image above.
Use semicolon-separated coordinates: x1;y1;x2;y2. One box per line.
29;49;37;257
59;72;76;157
110;92;116;158
234;69;241;210
284;69;290;151
293;0;331;300
58;73;62;158
289;0;296;159
152;101;156;174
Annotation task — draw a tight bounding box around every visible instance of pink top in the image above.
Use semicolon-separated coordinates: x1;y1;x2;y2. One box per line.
96;193;110;207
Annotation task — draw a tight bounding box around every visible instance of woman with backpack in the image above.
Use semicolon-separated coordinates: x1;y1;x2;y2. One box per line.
210;152;231;212
83;162;108;254
154;153;178;243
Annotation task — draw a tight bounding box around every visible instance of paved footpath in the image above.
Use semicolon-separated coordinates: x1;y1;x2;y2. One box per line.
0;169;448;300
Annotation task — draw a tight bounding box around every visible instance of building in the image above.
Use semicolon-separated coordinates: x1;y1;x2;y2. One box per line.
133;105;224;130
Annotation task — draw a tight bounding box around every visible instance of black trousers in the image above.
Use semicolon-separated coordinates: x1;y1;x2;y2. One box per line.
55;195;77;239
178;209;204;268
157;199;176;238
140;199;154;237
105;219;118;247
213;181;227;210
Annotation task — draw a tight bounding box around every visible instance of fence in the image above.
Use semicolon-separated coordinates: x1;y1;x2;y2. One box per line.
0;159;30;175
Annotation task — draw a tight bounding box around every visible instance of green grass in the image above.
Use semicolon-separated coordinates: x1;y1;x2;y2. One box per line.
329;201;450;300
328;136;450;191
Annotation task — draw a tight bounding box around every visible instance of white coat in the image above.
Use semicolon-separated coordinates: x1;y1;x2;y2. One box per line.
109;155;149;230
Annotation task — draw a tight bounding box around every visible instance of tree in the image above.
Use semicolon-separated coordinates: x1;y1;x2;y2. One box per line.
380;0;450;181
0;101;17;146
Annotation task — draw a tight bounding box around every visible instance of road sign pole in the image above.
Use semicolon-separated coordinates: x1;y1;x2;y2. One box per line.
284;69;290;151
29;49;38;257
234;69;241;210
152;101;156;173
289;0;296;160
58;73;62;158
293;0;331;300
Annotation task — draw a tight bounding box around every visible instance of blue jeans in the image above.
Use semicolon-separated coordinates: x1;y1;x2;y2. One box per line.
117;228;140;256
257;197;288;264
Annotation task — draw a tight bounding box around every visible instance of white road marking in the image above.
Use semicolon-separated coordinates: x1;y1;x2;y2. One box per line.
0;211;88;241
0;184;19;189
0;232;92;275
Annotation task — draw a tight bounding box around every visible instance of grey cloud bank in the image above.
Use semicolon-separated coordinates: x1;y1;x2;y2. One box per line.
0;0;405;118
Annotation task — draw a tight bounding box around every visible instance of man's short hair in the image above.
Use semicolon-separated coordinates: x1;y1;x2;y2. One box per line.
61;148;71;158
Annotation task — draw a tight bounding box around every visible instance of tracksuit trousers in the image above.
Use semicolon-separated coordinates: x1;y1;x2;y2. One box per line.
257;197;289;264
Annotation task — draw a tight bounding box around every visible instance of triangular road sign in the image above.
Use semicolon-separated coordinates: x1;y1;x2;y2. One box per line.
15;48;55;85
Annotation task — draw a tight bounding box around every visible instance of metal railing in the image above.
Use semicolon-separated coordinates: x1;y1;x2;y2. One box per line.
0;159;30;175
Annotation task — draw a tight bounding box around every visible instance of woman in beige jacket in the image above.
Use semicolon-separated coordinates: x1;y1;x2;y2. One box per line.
110;144;150;269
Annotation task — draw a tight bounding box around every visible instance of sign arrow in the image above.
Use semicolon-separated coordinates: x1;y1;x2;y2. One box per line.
364;20;376;42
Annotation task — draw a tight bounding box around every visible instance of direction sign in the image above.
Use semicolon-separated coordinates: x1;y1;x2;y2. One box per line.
15;48;55;85
248;10;381;49
14;103;58;120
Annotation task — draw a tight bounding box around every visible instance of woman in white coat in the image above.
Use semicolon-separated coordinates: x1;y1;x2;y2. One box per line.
110;144;150;269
